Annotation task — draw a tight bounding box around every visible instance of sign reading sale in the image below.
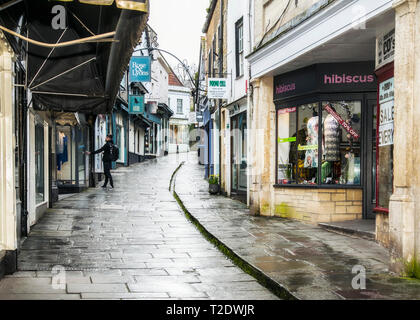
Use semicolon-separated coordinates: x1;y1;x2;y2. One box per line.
378;78;394;147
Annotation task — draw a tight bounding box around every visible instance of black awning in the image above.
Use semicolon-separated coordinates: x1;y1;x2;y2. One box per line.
158;103;174;118
136;114;152;128
0;0;148;114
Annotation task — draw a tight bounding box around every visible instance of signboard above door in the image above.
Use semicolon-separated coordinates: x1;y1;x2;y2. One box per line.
376;28;395;70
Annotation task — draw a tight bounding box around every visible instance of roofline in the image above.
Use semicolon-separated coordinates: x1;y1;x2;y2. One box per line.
202;0;218;33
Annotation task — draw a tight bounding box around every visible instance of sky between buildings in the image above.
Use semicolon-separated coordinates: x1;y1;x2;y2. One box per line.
149;0;208;72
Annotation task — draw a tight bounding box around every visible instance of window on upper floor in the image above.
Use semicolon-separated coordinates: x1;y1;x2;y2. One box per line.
236;18;244;78
177;99;183;114
208;50;212;79
212;36;217;77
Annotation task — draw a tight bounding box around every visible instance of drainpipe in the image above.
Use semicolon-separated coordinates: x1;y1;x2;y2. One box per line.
246;0;253;207
89;115;97;187
20;98;29;237
195;41;202;112
218;0;224;190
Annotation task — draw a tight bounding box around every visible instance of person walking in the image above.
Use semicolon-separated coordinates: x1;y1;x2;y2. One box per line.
86;134;117;189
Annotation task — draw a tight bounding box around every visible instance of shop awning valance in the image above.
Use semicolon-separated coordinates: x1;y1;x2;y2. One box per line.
55;0;148;12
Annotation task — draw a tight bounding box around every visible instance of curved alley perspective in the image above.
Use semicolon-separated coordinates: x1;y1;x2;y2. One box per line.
2;154;277;300
1;0;420;307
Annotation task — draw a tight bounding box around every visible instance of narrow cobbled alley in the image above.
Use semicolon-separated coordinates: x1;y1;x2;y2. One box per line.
0;154;277;300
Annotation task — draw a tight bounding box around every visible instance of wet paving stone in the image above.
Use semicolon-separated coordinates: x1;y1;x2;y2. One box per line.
0;155;278;300
174;154;420;300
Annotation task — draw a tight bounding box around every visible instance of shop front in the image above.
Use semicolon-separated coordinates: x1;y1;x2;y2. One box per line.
93;114;108;183
228;101;248;199
28;110;49;226
273;62;378;223
55;113;90;194
113;110;128;166
374;27;395;246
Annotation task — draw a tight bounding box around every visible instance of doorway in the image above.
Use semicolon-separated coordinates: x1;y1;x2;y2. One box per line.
231;112;247;196
364;98;378;220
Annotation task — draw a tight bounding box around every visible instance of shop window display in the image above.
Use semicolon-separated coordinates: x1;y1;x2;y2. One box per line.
56;125;88;186
276;101;362;186
35;123;45;203
277;103;318;185
376;77;394;210
321;101;361;185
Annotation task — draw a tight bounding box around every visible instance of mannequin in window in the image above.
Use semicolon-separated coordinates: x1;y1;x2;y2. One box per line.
304;110;319;168
322;104;341;162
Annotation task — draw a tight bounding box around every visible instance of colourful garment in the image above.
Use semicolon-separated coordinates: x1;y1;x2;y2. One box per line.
323;114;340;162
304;116;318;168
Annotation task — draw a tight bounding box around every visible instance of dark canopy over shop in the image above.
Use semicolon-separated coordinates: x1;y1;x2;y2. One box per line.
0;0;149;114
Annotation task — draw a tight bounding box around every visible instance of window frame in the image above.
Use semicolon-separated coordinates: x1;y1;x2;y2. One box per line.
177;98;183;114
235;17;244;78
275;92;370;189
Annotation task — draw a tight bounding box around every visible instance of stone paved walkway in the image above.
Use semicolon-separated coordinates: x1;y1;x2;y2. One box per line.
0;154;278;300
174;155;420;300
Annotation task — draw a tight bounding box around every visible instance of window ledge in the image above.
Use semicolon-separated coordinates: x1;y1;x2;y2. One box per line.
273;184;362;190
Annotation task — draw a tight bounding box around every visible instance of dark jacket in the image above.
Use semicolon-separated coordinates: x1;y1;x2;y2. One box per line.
92;140;114;162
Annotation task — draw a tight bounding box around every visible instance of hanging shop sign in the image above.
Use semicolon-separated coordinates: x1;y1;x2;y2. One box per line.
129;95;145;114
189;112;197;124
196;111;203;123
208;78;229;99
274;62;376;101
378;78;394;147
129;56;151;83
376;28;395;70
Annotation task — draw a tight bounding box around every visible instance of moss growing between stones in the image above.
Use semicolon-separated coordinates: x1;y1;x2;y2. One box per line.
275;203;290;217
404;256;420;280
170;164;297;300
260;203;270;215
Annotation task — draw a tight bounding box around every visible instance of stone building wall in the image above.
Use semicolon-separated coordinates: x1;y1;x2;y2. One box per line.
254;0;329;47
389;0;420;274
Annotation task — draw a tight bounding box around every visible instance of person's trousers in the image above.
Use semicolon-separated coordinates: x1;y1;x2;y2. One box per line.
103;161;114;187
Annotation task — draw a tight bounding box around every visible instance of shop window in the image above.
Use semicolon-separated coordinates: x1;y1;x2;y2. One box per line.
177;99;183;114
35;123;45;204
276;101;362;186
76;126;87;186
321;101;362;185
377;77;394;209
277;103;318;185
56;124;88;186
116;125;122;160
57;126;71;182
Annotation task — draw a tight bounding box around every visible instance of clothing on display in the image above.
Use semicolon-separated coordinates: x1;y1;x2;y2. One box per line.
304;116;319;168
57;133;68;171
323;113;340;162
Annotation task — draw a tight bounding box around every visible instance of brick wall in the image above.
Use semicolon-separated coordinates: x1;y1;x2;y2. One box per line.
254;0;327;46
204;0;228;81
269;187;363;224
